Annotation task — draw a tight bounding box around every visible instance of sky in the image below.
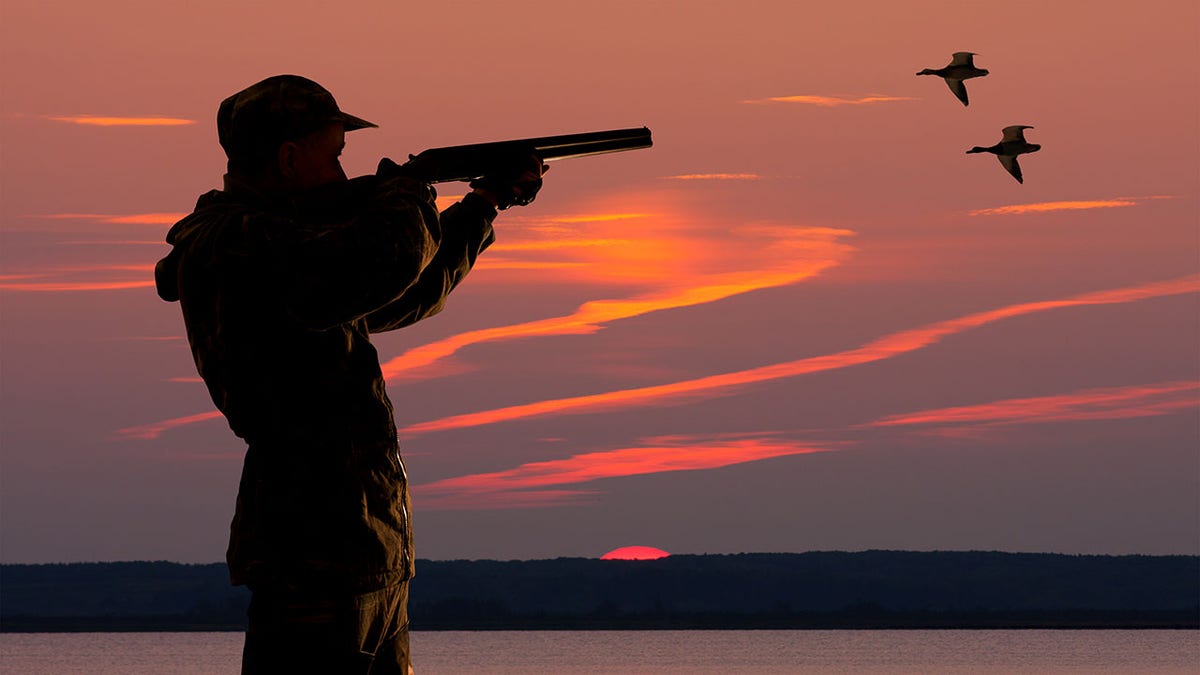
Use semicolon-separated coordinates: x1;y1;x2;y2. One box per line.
1;1;1197;564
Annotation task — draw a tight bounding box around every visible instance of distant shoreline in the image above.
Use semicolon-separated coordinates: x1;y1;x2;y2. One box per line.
5;552;1197;633
5;617;1198;633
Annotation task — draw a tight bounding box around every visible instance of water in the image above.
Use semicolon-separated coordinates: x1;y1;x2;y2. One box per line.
1;630;1197;674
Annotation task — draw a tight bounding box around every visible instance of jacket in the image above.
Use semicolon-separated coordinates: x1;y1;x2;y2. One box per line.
155;165;495;590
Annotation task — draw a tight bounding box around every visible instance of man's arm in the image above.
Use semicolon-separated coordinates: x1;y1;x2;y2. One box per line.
364;191;497;333
271;173;443;330
364;154;546;332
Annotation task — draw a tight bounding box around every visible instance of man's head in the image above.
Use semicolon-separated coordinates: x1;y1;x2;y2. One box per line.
217;75;376;190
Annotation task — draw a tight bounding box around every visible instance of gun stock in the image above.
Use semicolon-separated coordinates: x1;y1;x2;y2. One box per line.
405;127;652;183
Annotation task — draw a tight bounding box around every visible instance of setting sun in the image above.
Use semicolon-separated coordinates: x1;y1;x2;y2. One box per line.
601;546;671;560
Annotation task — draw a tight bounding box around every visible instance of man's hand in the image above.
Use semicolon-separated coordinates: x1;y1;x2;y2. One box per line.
469;153;548;210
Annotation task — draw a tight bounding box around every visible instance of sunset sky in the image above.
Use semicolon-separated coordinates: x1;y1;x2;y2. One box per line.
2;1;1197;564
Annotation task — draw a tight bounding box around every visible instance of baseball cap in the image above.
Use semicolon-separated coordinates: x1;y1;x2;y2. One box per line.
217;74;377;163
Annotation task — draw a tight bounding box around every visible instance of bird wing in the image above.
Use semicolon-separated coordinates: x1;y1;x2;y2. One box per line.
950;52;975;66
945;79;969;106
1001;125;1033;142
999;155;1023;183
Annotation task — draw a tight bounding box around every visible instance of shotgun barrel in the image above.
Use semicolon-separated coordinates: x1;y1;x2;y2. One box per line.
405;127;652;183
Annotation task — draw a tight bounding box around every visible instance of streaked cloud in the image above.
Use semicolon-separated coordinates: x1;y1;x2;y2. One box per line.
969;199;1135;216
46;115;195;127
117;410;223;440
664;173;763;181
400;274;1200;435
381;265;846;381
525;212;652;225
0;264;155;292
490;238;634;252
743;95;919;106
381;221;854;379
63;240;168;246
0;280;155;292
378;193;855;380
414;434;835;510
870;381;1199;430
473;259;592;271
0;273;49;281
413;380;1200;510
40;212;186;225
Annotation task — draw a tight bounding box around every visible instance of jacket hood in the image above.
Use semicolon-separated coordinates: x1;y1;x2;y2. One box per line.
155;190;225;302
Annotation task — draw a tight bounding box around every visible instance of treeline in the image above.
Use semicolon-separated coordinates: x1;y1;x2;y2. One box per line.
3;551;1197;631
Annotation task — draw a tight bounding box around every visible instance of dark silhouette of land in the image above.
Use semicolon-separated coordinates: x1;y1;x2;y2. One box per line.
2;551;1196;632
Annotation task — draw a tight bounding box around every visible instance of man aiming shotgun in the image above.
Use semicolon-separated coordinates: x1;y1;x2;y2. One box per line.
154;74;650;674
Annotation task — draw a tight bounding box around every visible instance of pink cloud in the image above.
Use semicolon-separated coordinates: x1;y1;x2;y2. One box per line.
0;264;156;293
45;116;195;127
743;95;919;106
968;195;1176;216
39;212;186;225
414;434;835;510
378;194;856;380
870;381;1199;430
117;411;223;440
400;275;1200;435
0;280;155;292
664;173;762;181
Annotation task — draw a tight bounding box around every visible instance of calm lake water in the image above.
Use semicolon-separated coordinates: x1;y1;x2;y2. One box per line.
1;630;1197;674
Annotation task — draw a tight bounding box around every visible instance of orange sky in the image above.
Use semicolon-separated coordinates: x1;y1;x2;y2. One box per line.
1;0;1196;563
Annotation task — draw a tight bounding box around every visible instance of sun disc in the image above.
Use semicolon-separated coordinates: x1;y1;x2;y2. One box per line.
600;545;670;560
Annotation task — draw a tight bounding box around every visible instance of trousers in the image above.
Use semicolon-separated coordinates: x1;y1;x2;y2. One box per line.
241;581;410;674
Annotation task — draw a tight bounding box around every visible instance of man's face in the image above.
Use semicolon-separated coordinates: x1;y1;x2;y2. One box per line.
285;122;347;190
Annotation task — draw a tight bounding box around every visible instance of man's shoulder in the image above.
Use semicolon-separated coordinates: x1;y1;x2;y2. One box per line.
167;189;280;247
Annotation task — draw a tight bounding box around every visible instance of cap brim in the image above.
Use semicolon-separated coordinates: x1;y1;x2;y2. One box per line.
335;111;378;131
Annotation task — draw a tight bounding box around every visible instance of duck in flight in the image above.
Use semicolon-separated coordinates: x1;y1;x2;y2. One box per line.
966;125;1041;184
917;52;989;106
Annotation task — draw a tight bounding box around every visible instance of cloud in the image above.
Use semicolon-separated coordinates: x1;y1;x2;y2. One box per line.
117;410;223;440
399;274;1200;435
743;95;919;106
379;194;855;380
414;434;835;510
413;380;1200;510
0;280;155;292
664;173;763;181
39;213;186;225
381;263;846;380
0;264;156;293
63;240;168;246
46;116;195;127
969;199;1137;217
870;381;1199;431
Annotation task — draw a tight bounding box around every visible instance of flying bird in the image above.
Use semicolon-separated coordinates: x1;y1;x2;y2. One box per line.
966;125;1042;184
917;52;989;106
